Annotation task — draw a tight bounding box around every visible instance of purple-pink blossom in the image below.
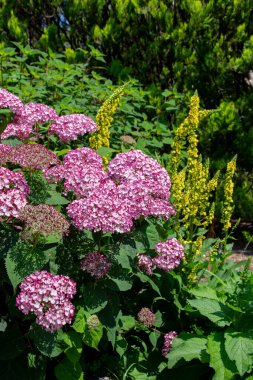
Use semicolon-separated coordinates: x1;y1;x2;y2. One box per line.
49;114;97;142
0;167;29;218
1;122;33;140
13;102;58;125
80;252;111;279
153;238;184;272
67;179;134;233
137;307;156;327
107;150;171;199
44;147;105;197
16;271;76;332
0;144;12;165
162;331;178;356
0;87;23;113
137;255;153;275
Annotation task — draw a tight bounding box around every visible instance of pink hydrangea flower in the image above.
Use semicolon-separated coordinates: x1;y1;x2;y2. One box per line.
153;238;184;272
7;144;60;170
80;252;111;279
49;114;97;142
162;331;178;356
16;271;76;332
67;179;134;233
0;167;29;218
0;87;23;113
1;122;33;140
137;255;153;275
13;102;58;125
107;150;171;199
0;144;13;165
44;148;105;197
137;307;156;327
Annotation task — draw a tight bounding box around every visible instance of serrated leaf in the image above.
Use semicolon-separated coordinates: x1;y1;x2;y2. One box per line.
45;190;69;205
0;330;26;360
82;285;108;313
115;335;128;357
106;275;133;291
189;286;219;301
29;324;64;358
225;330;253;376
72;307;87;333
207;332;237;380
188;298;233;327
83;322;103;350
63;331;82;364
167;333;207;368
55;358;83;380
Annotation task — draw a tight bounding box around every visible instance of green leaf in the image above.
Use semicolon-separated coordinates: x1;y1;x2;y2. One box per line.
72;307;86;333
5;242;49;288
207;332;237;380
188;298;233;327
0;330;26;360
225;330;253;376
106;274;133;291
115;335;128;357
44;190;69;205
189;286;220;301
63;331;82;364
96;147;116;157
55;358;83;380
82;285;108;313
119;315;136;331
29;324;64;358
83;322;103;350
167;333;207;368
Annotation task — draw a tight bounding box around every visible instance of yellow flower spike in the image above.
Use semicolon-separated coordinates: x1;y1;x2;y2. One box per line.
89;84;127;151
222;156;237;232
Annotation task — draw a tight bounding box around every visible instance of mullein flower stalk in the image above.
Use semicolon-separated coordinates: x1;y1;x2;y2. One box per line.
89;84;126;163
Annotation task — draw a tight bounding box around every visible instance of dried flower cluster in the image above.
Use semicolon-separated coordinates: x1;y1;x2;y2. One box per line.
49;114;97;142
6;144;60;170
137;307;156;328
162;331;178;356
137;238;184;274
80;252;112;279
19;204;70;237
16;271;76;332
0;167;29;217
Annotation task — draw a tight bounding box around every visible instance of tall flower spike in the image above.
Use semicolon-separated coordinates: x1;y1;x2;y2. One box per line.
222;156;237;232
89;84;126;151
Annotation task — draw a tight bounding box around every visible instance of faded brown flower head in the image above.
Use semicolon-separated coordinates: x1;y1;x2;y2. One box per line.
19;204;69;238
137;307;156;328
120;135;136;145
7;144;60;170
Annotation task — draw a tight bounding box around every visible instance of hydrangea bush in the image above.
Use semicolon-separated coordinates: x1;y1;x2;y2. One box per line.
0;87;252;379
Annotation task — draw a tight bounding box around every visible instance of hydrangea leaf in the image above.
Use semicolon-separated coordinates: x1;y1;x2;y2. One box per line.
29;324;64;358
0;330;26;360
55;357;83;380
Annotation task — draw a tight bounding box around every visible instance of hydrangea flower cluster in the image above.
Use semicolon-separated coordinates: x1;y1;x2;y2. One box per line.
49;114;97;142
162;331;178;356
44;147;105;197
137;238;184;274
16;271;76;332
153;238;184;271
0;87;23;113
0;144;12;165
0;167;30;217
80;252;112;279
19;204;70;238
107;150;171;199
137;307;156;328
67;179;134;233
7;144;60;170
13;103;58;125
1;122;33;140
45;148;175;233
